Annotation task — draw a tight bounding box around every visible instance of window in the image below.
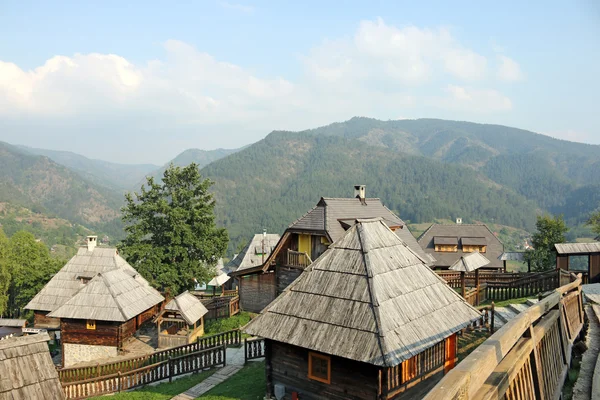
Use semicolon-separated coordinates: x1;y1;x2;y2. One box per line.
308;352;331;384
435;244;458;252
401;356;418;383
86;320;96;330
463;245;487;253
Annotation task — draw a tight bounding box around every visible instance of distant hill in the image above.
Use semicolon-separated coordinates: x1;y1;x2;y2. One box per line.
18;146;159;191
0;141;124;239
143;147;242;187
305;117;600;223
200;131;540;253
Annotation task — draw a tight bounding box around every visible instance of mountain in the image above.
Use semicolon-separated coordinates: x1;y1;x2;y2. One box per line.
18;146;159;191
144;147;242;187
305;117;600;222
0;141;124;236
200;131;541;253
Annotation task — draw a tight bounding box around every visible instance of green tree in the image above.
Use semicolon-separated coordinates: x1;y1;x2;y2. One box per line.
5;231;62;318
524;215;568;271
0;229;10;316
586;209;600;237
120;163;229;295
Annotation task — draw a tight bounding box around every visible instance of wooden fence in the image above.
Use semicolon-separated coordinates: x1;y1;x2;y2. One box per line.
61;345;226;400
486;269;559;301
58;329;242;383
202;296;240;320
244;337;265;363
423;273;584;400
437;271;524;288
463;283;488;306
286;249;312;269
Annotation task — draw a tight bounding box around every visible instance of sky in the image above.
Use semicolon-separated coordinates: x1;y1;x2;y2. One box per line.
0;0;599;164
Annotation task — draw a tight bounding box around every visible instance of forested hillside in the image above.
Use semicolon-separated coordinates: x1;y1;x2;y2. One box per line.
19;146;159;191
305;117;600;224
201;131;540;253
0;142;124;243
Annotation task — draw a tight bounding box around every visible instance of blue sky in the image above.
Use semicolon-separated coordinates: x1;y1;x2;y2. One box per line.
0;0;599;164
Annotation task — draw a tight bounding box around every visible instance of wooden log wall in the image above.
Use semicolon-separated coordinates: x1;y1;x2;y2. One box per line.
239;272;276;313
61;319;119;347
423;273;585;400
34;310;61;329
276;265;302;295
268;340;380;400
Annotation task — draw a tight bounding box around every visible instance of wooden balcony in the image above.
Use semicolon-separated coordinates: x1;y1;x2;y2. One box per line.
285;249;312;269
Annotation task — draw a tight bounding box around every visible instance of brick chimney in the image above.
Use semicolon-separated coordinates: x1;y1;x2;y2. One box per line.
86;235;97;251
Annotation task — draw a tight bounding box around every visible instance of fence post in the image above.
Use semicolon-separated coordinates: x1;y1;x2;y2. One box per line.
244;338;247;364
117;371;122;393
168;356;173;383
490;302;495;334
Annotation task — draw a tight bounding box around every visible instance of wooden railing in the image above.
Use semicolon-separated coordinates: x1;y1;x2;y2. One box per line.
229;295;240;316
464;283;488;306
486;269;558;301
423;273;584;400
58;329;242;383
61;345;225;400
204;296;234;320
437;271;524;288
286;249;312;269
387;340;446;395
244;337;265;363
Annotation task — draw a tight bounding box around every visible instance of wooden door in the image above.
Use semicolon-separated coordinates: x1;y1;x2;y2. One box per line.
444;334;457;373
298;234;311;257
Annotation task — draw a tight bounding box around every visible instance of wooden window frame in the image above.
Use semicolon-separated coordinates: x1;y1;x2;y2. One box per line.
308;351;331;384
86;319;96;330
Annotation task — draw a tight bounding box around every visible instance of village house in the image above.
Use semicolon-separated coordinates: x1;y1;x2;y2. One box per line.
25;236;164;366
156;291;208;348
417;221;504;271
0;318;26;340
555;242;600;283
0;333;65;399
245;218;481;400
232;186;431;312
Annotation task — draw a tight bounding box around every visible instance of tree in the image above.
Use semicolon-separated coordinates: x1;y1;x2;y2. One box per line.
0;229;10;317
524;215;568;271
586;209;600;237
5;231;62;318
120;163;229;295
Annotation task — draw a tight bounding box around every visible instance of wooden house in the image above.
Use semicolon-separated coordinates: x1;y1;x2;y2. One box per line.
232;186;431;312
46;268;164;366
0;319;26;340
0;333;65;399
156;291;208;348
244;218;481;400
417;223;504;271
555;242;600;283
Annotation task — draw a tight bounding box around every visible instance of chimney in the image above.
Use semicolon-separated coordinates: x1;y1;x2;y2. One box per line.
456;218;463;225
354;185;366;200
86;235;97;251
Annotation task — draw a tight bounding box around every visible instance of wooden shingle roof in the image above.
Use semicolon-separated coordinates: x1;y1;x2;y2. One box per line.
555;242;600;255
245;218;481;367
48;269;164;322
0;333;64;400
25;247;152;313
449;252;491;272
164;291;208;325
287;197;432;265
227;234;281;273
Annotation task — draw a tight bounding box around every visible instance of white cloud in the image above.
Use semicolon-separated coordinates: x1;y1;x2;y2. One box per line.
219;1;254;13
441;85;512;112
497;55;523;82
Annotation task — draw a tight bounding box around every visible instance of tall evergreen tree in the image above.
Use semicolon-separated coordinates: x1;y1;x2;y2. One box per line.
586;209;600;237
524;215;568;271
120;163;228;295
0;229;10;317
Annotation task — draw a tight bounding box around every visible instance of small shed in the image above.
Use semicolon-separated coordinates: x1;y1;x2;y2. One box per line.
450;252;490;304
157;291;208;348
0;333;65;399
0;319;27;340
555;242;600;283
245;218;481;399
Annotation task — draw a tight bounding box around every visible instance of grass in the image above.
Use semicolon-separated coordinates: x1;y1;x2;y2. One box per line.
87;369;216;400
458;330;491;362
197;361;265;400
562;349;583;400
204;312;253;336
480;296;535;308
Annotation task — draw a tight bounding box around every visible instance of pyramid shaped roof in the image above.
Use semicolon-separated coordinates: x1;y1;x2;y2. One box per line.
244;218;481;367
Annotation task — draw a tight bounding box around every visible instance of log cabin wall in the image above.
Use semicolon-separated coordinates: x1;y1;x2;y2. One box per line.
33;310;60;329
276;266;302;295
239;272;276;313
119;318;137;347
590;254;600;283
268;340;379;400
61;319;119;347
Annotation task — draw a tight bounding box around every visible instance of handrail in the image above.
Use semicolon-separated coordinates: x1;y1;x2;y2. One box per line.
423;273;584;400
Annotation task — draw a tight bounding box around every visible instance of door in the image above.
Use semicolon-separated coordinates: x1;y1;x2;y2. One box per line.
298;234;311;257
444;334;457;373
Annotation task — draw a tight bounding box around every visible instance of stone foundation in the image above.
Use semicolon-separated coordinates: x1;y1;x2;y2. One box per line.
63;343;118;367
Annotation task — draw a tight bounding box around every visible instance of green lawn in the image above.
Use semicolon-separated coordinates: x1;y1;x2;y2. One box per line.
480;296;535;308
197;361;265;400
88;369;216;400
204;312;253;336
